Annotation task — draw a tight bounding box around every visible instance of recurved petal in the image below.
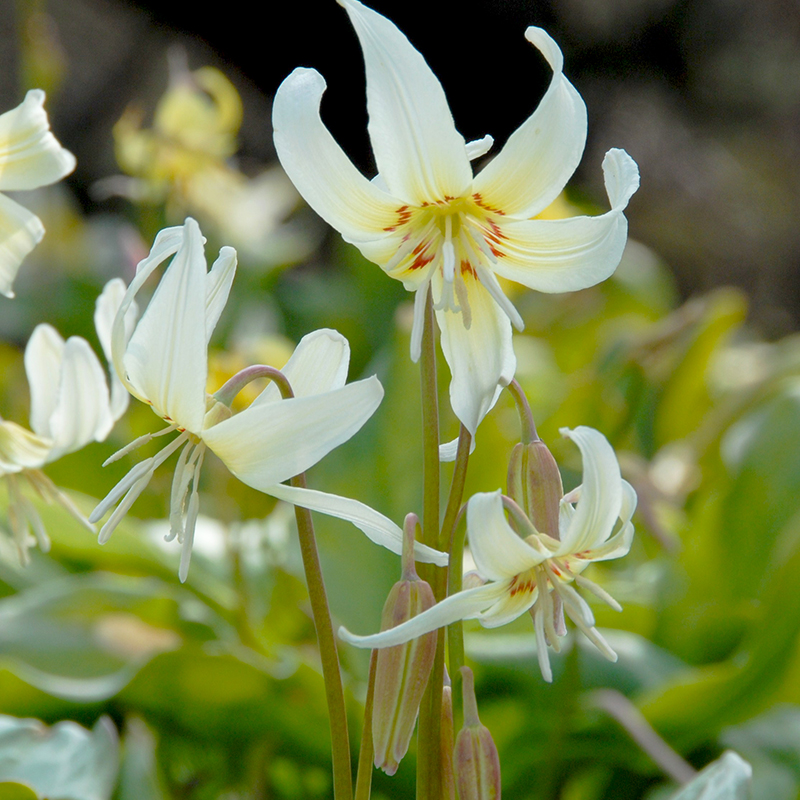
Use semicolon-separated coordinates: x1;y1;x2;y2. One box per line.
202;375;383;487
558;427;623;554
0;419;50;473
123;219;208;432
489;150;639;294
252;328;351;406
95;278;138;421
264;482;447;566
0;191;44;298
205;246;237;343
572;479;636;563
473;28;587;219
46;336;114;461
0;89;76;191
467;491;548;581
24;323;64;439
436;272;515;437
338;0;472;204
273;67;401;242
339;582;506;649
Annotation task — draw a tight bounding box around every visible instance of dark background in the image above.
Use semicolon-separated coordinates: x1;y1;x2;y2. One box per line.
2;0;799;334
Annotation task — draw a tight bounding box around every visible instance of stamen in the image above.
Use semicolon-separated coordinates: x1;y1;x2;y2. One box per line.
102;423;178;467
574;573;623;612
409;280;430;363
533;601;553;682
178;448;205;583
97;467;156;545
473;263;525;331
167;442;194;542
442;217;455;283
536;568;560;651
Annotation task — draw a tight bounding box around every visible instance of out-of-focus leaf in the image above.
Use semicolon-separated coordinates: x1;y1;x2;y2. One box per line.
0;715;118;800
0;573;228;701
667;752;751;800
721;705;800;800
116;718;166;800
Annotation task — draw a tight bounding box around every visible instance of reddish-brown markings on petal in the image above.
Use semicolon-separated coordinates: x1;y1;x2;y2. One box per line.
472;192;506;216
460;260;476;278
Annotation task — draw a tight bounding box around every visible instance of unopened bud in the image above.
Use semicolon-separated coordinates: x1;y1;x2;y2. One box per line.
372;514;437;775
507;439;563;539
453;667;501;800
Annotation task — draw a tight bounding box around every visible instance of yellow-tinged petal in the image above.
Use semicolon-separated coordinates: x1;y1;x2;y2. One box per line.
473;27;587;219
435;271;515;438
338;0;472;204
0;419;50;474
0;89;75;191
273;67;401;242
0;192;43;298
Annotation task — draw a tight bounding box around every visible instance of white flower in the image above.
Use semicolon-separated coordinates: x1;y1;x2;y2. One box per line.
0;90;76;297
0;319;121;561
273;0;639;440
339;427;636;682
91;218;446;580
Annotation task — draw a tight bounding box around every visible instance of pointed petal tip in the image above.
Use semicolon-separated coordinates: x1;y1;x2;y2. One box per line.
523;27;564;73
602;148;640;210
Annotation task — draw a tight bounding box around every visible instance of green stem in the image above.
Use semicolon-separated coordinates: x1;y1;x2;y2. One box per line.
291;472;353;800
446;506;468;732
354;651;379;800
417;288;442;800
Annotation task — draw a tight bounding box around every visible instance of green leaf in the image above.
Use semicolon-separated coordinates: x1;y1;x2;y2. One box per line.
0;715;118;800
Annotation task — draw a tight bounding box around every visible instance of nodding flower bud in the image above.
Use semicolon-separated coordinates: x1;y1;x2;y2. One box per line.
453;667;501;800
506;438;563;540
372;513;437;776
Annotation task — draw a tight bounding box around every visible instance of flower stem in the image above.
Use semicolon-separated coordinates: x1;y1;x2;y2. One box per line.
354;651;378;800
417;288;443;800
291;471;353;800
446;505;468;732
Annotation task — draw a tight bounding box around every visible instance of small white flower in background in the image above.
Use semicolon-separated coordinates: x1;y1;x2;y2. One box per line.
273;0;639;441
92;218;446;582
0;315;124;562
0;90;76;298
340;427;636;682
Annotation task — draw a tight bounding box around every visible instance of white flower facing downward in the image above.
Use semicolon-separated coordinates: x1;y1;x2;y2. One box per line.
273;0;640;440
339;427;636;682
0;90;76;297
91;218;446;581
0;318;122;561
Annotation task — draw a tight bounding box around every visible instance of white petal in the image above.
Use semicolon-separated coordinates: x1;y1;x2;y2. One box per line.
251;328;351;406
338;582;506;649
0;420;50;473
472;28;587;219
478;577;539;628
95;278;138;421
25;323;64;439
573;479;636;563
110;225;185;402
467;490;547;580
489;149;640;293
265;482;448;566
205;246;237;343
465;135;494;161
202;375;384;488
0;89;75;191
0;191;44;298
558;427;623;554
273;67;401;242
436;271;515;436
123;219;208;432
338;0;472;204
45;336;114;461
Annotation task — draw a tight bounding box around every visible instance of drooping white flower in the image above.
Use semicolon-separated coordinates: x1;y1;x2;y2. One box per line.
91;218;446;580
0;319;122;561
273;0;640;441
339;427;636;682
0;90;76;297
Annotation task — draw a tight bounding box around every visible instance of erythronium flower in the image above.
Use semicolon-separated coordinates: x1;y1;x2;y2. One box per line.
0;90;76;297
339;426;636;682
91;218;446;581
273;0;640;439
0;320;122;562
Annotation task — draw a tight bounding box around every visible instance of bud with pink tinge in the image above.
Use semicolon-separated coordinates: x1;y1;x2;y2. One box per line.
453;667;501;800
372;514;437;775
